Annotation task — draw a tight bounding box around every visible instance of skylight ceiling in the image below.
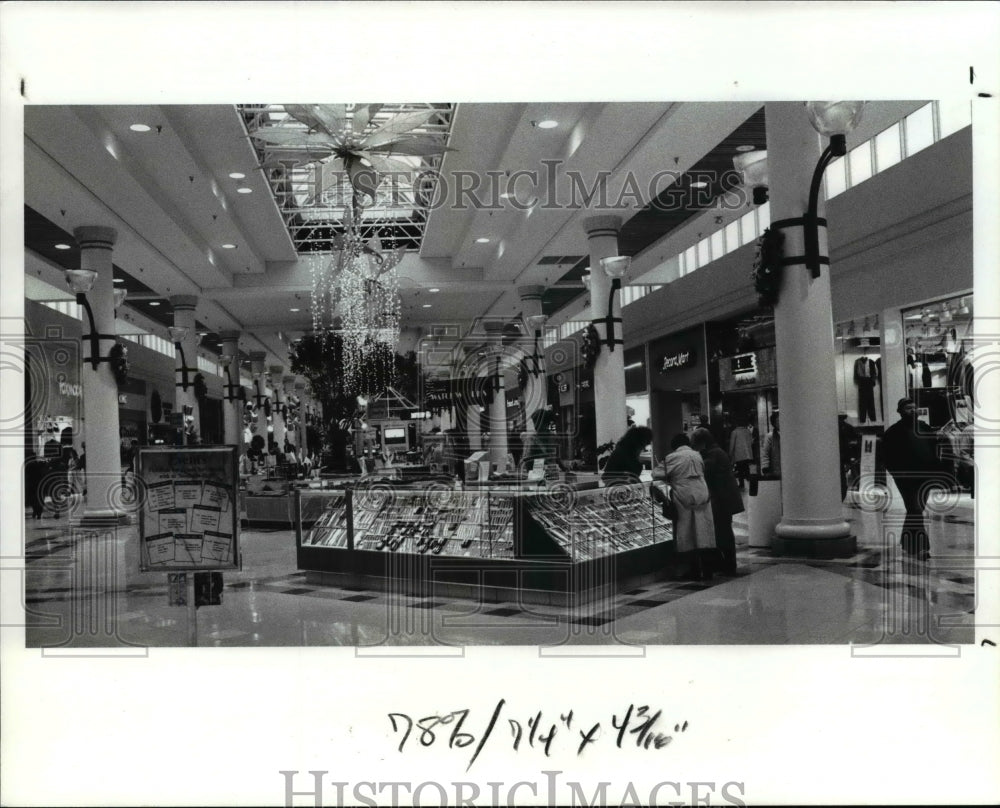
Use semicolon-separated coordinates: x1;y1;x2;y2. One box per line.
237;103;455;253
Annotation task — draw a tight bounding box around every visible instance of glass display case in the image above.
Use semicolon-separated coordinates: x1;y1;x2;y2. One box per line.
296;483;672;564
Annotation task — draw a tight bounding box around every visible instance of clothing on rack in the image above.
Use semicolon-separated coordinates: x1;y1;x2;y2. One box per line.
853;355;879;423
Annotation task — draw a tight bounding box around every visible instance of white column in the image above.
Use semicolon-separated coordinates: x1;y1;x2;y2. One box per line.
460;344;482;452
249;352;268;450
269;364;286;448
583;216;627;448
766;102;854;556
518;284;548;437
74;226;123;522
169;295;200;445
483;321;509;467
294;381;307;451
282;376;297;447
219;330;242;449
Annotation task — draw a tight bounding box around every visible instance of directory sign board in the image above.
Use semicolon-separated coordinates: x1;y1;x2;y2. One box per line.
138;446;240;571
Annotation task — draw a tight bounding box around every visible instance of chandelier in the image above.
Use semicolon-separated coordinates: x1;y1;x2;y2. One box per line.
251;103;452;393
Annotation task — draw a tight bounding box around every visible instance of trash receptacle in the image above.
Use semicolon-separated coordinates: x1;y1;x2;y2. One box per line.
747;474;782;548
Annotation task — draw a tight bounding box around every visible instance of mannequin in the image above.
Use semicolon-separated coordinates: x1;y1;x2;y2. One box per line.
853;348;879;423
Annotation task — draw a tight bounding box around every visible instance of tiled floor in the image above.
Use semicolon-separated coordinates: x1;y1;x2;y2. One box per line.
19;492;976;648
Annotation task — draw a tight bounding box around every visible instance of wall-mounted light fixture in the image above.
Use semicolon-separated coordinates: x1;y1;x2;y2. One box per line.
598;255;629;351
781;101;865;278
168;325;198;392
733;149;769;205
113;287;127;315
218;354;241;401
525;313;548;377
65;269;118;371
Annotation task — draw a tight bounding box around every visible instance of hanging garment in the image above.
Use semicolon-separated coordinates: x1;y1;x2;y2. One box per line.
853;356;879;423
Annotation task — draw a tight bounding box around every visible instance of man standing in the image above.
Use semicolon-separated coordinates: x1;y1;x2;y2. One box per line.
882;397;947;560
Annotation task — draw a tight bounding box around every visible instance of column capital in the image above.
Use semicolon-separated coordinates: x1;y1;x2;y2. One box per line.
517;284;546;303
73;226;117;249
218;330;241;343
582;215;622;238
169;294;198;311
268;364;285;377
283;375;297;387
294;381;306;392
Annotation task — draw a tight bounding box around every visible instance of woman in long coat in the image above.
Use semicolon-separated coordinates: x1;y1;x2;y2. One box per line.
656;432;716;579
692;427;744;575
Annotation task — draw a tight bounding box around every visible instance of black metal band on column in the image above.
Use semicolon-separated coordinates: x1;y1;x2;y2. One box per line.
769;216;830;277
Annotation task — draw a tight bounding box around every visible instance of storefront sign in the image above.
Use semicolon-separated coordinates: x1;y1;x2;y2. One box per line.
558;382;569;393
730;352;758;386
57;379;82;397
138;446;240;572
659;349;696;372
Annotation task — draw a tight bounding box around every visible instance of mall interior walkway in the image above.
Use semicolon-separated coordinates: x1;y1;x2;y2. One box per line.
21;492;975;649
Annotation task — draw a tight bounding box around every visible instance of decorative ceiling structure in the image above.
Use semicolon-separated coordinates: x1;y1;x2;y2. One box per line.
238;103;455;253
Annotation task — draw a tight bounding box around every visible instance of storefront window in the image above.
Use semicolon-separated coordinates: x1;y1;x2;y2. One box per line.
834;314;884;426
901;294;974;429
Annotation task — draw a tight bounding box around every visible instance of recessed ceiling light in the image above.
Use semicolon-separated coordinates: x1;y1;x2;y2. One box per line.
690;181;708;188
475;237;491;244
129;124;151;132
198;332;208;336
289;307;300;312
229;172;246;179
221;243;237;249
422;304;432;308
54;243;71;250
428;288;440;293
735;144;756;152
537;120;559;129
113;277;124;284
148;301;161;307
236;187;253;194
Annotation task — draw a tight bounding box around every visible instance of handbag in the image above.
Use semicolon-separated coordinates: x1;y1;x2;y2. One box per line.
650;481;677;520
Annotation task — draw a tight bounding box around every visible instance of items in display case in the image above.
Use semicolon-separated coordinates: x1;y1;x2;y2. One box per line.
303;487;516;559
522;486;673;561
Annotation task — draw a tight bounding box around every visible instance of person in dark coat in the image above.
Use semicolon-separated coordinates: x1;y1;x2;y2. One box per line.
691;427;744;575
882;397;948;560
24;451;48;520
601;425;653;484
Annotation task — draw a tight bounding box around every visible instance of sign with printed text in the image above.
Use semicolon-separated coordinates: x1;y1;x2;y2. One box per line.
730;352;758;386
659;349;697;373
138;446;240;571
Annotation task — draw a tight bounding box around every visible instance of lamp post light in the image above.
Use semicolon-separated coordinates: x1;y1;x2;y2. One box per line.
598;255;629;352
112;287;128;315
218;354;240;401
65;268;118;371
733;149;770;205
168;325;193;392
768;101;865;280
525;313;547;377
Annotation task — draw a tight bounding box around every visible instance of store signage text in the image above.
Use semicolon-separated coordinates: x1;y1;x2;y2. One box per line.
659;350;696;372
731;352;758;386
58;380;82;398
